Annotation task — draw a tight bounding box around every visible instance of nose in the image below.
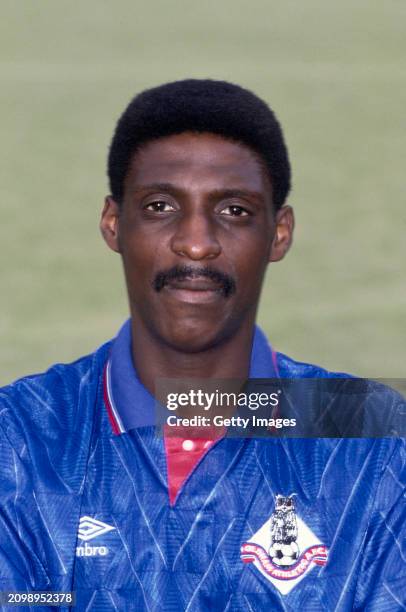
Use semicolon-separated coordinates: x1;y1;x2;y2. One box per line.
170;211;222;260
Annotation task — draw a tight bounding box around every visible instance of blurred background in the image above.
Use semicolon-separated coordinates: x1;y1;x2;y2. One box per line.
0;0;405;384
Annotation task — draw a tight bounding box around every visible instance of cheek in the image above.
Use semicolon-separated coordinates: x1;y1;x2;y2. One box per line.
227;234;271;285
121;229;167;288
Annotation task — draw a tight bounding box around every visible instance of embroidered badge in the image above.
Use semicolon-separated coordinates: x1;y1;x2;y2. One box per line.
241;494;328;594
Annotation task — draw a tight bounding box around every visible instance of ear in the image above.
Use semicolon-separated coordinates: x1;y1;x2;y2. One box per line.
269;205;294;262
100;196;121;253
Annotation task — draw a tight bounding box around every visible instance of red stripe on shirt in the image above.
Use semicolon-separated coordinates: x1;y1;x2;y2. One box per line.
102;365;121;435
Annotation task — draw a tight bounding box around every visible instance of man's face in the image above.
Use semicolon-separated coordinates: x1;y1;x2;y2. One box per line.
101;132;293;352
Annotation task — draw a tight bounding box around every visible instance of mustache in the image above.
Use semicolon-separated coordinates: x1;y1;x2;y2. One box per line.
153;265;236;298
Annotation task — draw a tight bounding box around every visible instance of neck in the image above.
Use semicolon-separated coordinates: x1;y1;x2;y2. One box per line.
130;318;256;397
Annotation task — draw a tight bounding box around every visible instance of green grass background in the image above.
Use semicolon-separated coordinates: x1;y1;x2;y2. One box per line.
1;0;405;384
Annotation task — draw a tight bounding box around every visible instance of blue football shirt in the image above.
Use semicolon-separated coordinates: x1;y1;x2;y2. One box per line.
0;323;404;610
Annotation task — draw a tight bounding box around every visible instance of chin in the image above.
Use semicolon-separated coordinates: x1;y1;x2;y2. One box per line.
161;321;227;354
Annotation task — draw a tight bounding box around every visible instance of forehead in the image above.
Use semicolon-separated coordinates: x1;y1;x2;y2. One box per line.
124;132;272;196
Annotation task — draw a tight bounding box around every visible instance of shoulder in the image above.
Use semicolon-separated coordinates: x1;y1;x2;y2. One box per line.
274;351;405;436
0;342;111;446
275;351;352;378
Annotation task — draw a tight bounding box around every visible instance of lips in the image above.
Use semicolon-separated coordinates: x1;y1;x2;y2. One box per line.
166;277;222;292
164;277;224;304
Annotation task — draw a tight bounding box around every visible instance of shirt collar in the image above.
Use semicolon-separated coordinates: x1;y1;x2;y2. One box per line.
104;319;279;435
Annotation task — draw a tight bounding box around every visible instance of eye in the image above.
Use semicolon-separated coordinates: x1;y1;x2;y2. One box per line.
219;205;249;217
144;201;176;213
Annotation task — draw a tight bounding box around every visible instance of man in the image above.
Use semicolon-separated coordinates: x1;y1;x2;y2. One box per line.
0;80;404;610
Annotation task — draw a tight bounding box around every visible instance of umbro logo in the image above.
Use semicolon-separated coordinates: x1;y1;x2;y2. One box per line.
76;516;115;558
78;516;115;541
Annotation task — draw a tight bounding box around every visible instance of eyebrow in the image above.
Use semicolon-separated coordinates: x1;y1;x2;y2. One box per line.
132;182;265;202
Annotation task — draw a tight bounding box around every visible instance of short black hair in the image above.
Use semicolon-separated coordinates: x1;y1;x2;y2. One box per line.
108;79;291;210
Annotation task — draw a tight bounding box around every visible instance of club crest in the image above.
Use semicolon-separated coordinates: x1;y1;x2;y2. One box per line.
241;494;328;595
